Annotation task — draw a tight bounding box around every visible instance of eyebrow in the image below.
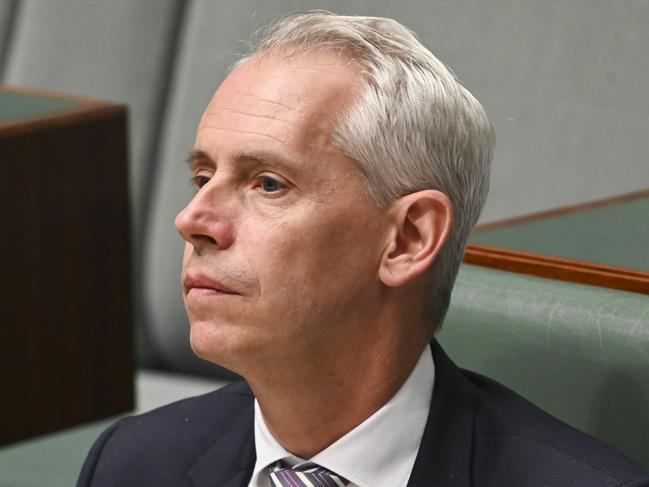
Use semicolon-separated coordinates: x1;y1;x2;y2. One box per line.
185;148;301;173
185;149;211;170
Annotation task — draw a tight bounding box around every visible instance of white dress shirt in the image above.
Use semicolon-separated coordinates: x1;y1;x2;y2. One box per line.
248;345;435;487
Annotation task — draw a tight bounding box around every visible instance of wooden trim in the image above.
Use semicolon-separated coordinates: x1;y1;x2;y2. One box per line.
475;188;649;233
465;244;649;295
0;103;127;137
0;83;108;106
0;84;127;137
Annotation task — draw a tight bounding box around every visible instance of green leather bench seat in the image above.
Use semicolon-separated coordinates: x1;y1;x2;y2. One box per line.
470;196;649;271
439;264;649;470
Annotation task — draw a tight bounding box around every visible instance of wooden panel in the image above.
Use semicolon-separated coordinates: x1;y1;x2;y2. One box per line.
466;190;649;295
0;87;134;445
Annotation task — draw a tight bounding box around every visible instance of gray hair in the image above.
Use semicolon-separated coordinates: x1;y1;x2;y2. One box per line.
236;11;494;333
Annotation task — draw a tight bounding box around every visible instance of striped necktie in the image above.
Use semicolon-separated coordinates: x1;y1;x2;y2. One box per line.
268;462;350;487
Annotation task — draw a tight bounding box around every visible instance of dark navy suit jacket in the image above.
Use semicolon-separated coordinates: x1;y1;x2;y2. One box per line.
78;341;649;486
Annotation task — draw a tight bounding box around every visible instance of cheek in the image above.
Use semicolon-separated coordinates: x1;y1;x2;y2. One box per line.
251;209;379;307
182;243;192;267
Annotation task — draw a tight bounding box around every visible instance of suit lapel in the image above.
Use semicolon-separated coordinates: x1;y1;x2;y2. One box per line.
407;340;476;487
188;389;257;487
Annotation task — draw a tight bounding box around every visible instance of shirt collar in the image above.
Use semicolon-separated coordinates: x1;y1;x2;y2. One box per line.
250;345;435;487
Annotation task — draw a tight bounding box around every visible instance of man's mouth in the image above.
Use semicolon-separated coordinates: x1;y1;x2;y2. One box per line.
183;273;241;297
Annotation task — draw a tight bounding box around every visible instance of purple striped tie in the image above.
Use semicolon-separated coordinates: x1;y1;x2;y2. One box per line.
268;463;350;487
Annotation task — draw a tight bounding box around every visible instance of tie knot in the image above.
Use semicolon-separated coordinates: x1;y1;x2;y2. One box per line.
269;462;350;486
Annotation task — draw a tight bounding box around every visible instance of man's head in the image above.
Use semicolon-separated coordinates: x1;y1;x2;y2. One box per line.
175;12;493;374
238;12;495;328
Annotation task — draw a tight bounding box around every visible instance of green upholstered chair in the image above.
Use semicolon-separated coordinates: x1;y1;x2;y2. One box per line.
439;264;649;470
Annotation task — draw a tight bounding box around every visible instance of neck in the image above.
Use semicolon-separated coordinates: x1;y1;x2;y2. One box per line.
245;316;429;459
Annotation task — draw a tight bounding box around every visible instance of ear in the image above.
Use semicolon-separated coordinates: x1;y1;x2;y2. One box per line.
378;190;453;287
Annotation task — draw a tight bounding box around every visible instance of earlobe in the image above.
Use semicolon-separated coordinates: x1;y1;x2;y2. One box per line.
378;190;452;287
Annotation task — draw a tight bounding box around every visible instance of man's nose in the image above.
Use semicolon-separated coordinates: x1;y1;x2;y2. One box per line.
174;183;234;253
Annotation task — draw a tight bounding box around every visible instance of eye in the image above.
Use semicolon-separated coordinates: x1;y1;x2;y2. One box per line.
191;174;210;189
256;175;287;194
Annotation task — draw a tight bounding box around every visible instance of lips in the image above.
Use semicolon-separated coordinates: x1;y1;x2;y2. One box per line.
183;273;240;296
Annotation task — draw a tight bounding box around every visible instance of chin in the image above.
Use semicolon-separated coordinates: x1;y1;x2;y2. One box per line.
188;319;256;373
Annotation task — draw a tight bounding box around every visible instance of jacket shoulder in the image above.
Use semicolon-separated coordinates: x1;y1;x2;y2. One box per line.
111;380;253;446
465;370;649;486
77;380;254;487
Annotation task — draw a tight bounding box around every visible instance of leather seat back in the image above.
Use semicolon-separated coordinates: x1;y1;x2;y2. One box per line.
440;265;649;470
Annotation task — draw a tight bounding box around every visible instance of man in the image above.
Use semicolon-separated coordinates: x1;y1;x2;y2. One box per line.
78;11;649;487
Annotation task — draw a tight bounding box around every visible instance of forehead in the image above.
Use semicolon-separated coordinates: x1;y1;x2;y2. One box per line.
217;50;360;114
196;51;362;158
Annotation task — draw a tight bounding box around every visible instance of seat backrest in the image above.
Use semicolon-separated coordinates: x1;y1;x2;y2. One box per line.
2;0;184;237
0;0;186;366
439;264;649;470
